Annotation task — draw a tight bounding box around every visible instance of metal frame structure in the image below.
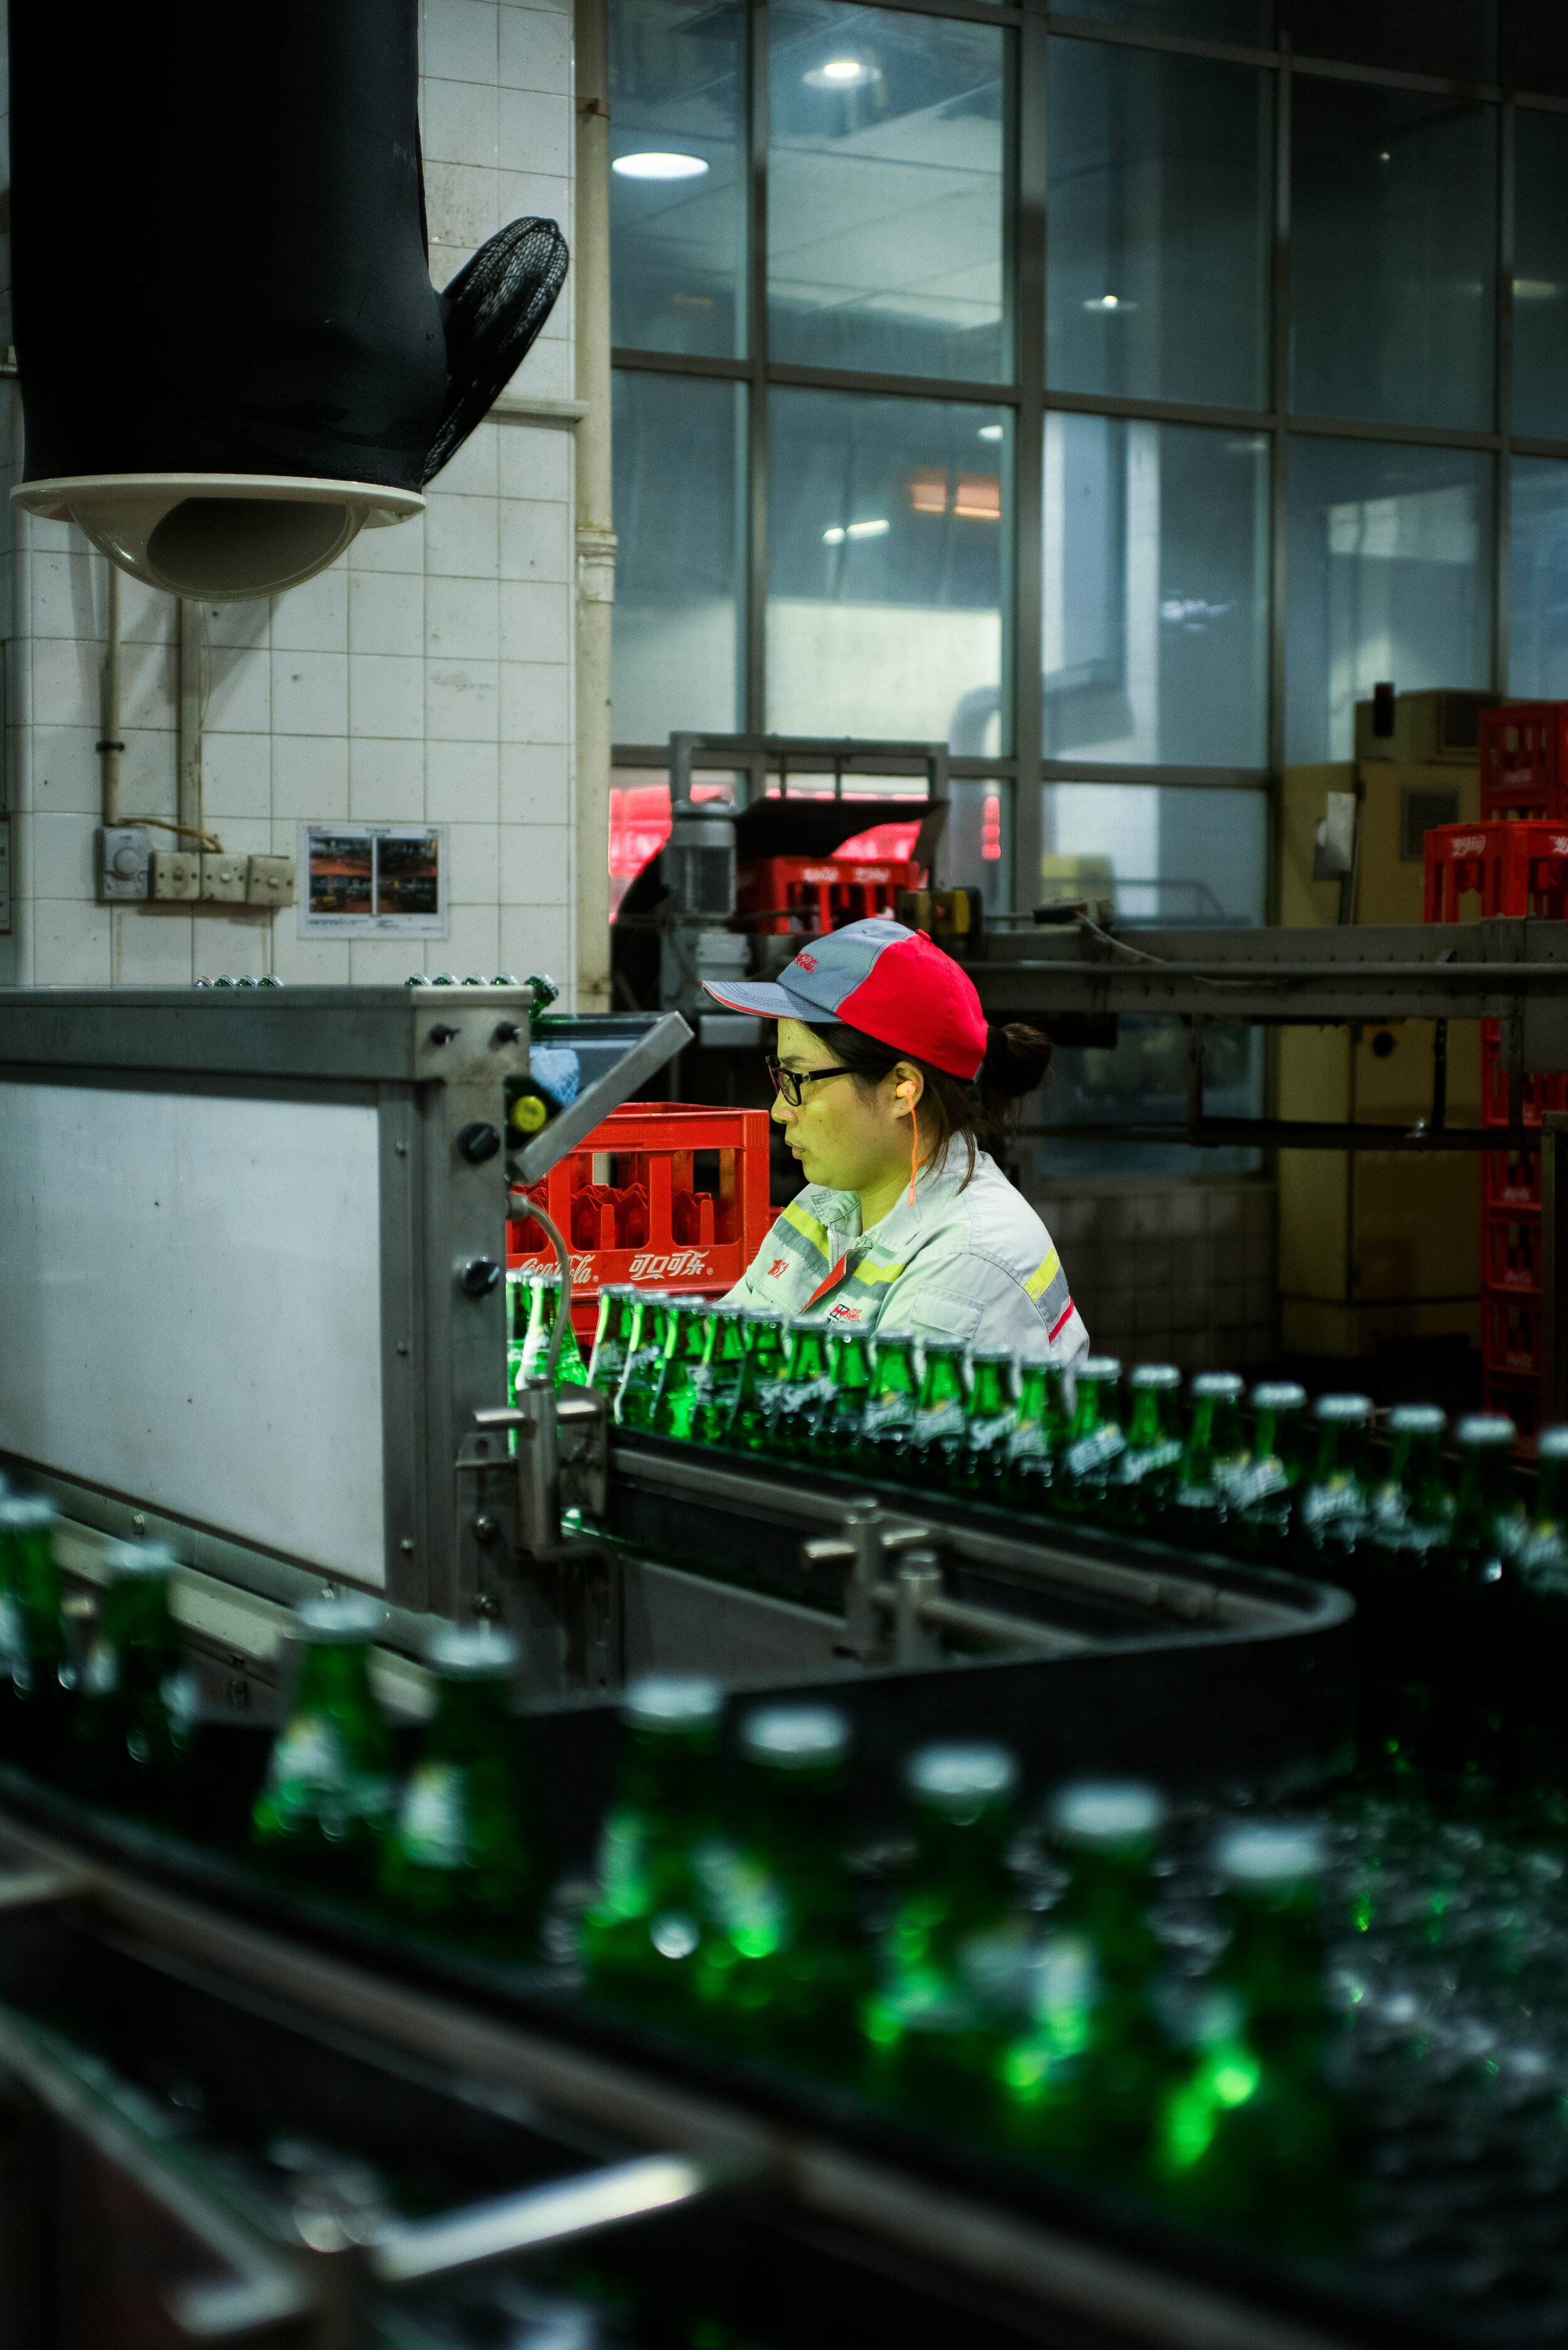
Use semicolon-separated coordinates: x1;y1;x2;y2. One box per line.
610;0;1568;918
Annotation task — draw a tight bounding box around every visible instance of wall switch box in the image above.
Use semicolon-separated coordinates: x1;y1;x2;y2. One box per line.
246;854;295;908
97;826;151;901
151;850;202;901
200;852;248;902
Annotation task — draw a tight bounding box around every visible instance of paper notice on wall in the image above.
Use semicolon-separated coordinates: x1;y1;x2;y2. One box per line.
297;823;448;936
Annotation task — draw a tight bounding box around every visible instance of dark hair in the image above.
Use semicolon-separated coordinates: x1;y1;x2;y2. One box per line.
815;1019;1053;1187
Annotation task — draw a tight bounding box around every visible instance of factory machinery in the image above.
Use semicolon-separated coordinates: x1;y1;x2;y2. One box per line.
1;983;1567;2349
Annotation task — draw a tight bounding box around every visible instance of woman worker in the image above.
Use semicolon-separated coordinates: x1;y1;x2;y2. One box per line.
702;915;1088;1363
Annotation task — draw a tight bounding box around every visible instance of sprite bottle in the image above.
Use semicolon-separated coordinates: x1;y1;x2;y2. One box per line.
379;1626;536;1947
1006;1350;1071;1513
1364;1404;1451;1592
809;1326;875;1467
692;1305;751;1446
1170;1372;1249;1552
1005;1780;1167;2181
1107;1365;1183;1533
1055;1357;1126;1520
506;1267;529;1404
903;1340;970;1489
72;1542;199;1814
864;1743;1027;2130
615;1292;673;1430
856;1332;921;1481
651;1298;715;1441
579;1675;728;2019
0;1496;72;1766
951;1349;1017;1498
1157;1823;1353;2248
251;1594;394;1890
1224;1383;1308;1565
1444;1414;1527;1717
587;1284;640;1394
725;1311;789;1452
519;1272;587;1391
771;1318;837;1459
698;1703;866;2068
1292;1394;1375;1577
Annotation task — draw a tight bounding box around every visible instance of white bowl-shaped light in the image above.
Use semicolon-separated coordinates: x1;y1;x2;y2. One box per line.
805;57;874;86
10;474;425;601
613;152;709;181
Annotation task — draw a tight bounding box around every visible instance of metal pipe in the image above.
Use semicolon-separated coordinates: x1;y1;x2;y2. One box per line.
177;598;205;850
574;0;615;1018
371;2156;712;2286
1020;1119;1525;1152
98;556;122;827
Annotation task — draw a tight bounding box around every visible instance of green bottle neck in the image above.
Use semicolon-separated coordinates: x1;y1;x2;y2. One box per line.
968;1362;1012;1419
832;1335;873;1392
426;1674;512;1760
1071;1377;1117;1438
1127;1389;1179;1448
917;1351;966;1409
792;1328;830;1380
871;1340;918;1399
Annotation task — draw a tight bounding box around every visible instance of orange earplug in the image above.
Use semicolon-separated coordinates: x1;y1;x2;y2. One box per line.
898;1079;919;1205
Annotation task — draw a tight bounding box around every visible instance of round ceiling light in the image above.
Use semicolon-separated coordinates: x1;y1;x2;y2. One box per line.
805;57;873;86
612;152;709;180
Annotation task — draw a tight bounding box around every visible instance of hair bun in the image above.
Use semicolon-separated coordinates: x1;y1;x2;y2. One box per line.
980;1021;1052;1099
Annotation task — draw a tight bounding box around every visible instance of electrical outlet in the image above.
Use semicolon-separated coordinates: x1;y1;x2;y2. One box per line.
151;850;201;901
246;854;295;908
199;852;248;902
97;827;151;902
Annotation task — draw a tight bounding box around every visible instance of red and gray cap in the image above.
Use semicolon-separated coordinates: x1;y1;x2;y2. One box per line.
701;916;988;1081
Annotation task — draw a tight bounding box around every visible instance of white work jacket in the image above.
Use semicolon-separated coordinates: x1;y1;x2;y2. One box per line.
724;1148;1089;1363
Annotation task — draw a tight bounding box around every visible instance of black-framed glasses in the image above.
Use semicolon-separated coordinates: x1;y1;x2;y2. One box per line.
766;1054;857;1108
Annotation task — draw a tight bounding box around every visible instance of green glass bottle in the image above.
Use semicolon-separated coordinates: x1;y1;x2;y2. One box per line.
586;1284;640;1394
1156;1824;1353;2249
579;1675;728;2019
250;1594;394;1889
864;1743;1027;2129
771;1318;837;1459
651;1298;714;1441
1005;1350;1072;1513
1364;1402;1452;1597
0;1496;72;1765
692;1305;752;1446
520;1273;587;1391
1518;1424;1568;1590
1223;1383;1309;1565
809;1326;875;1467
1170;1372;1249;1551
506;1267;529;1404
1292;1394;1375;1576
724;1312;789;1453
1005;1779;1167;2181
855;1332;921;1481
379;1626;536;1947
1055;1357;1126;1520
1108;1365;1183;1532
615;1292;673;1431
1446;1413;1525;1601
951;1350;1017;1498
698;1703;866;2068
903;1340;970;1489
72;1542;198;1814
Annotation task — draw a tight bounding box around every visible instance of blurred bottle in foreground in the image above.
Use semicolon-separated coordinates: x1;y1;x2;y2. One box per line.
1292;1394;1374;1576
952;1348;1017;1499
0;1495;72;1765
1172;1373;1248;1552
1055;1358;1125;1520
1006;1352;1071;1513
251;1595;393;1890
1108;1366;1182;1534
1223;1384;1308;1564
380;1626;536;1948
72;1542;198;1815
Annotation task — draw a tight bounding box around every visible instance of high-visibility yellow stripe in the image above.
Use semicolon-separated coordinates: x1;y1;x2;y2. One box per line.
1024;1247;1061;1303
851;1256;907;1287
782;1200;832;1259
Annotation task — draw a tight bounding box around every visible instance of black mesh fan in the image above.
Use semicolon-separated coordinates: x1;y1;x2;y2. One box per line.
425;220;571;486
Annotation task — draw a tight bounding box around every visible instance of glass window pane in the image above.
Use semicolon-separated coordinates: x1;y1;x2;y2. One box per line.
1057;0;1269;37
766;389;1009;747
768;3;1007;381
611;372;745;743
1507;7;1568;95
1291;82;1495;430
609;0;746;357
947;779;1012;915
1046;41;1270;411
1513;110;1568;442
1510;457;1568;699
1288;2;1491;79
1284;437;1493;763
1042;415;1268;767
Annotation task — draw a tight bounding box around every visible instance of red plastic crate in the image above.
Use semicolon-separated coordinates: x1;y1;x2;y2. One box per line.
1479;1025;1568;1129
1482;1209;1542;1297
507;1103;771;1340
1480;702;1568;822
736;855;919;938
1423;818;1568;921
1481;1294;1542;1378
1483;1147;1541;1212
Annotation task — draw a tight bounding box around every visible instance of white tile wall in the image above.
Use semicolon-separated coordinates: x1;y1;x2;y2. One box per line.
1024;1178;1279;1374
0;0;577;997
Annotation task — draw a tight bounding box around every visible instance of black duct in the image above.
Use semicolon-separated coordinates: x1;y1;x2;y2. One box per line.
9;0;568;598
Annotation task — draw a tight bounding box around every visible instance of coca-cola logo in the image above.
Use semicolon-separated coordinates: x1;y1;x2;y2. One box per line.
1448;835;1486;857
628;1251;711;1279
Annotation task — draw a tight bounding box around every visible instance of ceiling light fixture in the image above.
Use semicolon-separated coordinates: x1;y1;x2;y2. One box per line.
612;152;709;180
805;56;872;86
1084;294;1134;312
824;519;889;543
977;423;1004;442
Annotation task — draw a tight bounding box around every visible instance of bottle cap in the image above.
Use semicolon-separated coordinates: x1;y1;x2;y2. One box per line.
622;1674;723;1730
1457;1414;1516;1448
1388;1402;1445;1434
425;1623;519;1678
1251;1381;1306;1410
292;1592;385;1644
707;1301;747;1321
1051;1777;1165;1849
744;1309;785;1328
1315;1393;1372;1424
1130;1363;1180;1390
787;1313;826;1335
100;1540;179;1579
1191;1372;1243;1399
1539;1426;1568;1459
0;1496;57;1533
1214;1821;1324;1885
741;1704;850;1767
920;1338;966;1358
1079;1356;1121;1381
906;1742;1017;1814
970;1347;1015;1367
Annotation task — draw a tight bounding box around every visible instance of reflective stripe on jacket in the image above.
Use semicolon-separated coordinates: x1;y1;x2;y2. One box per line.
724;1148;1089;1363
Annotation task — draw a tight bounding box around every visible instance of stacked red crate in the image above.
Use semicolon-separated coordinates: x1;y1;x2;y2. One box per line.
736;854;918;938
1424;818;1568;923
507;1103;771;1344
1480;704;1568;821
